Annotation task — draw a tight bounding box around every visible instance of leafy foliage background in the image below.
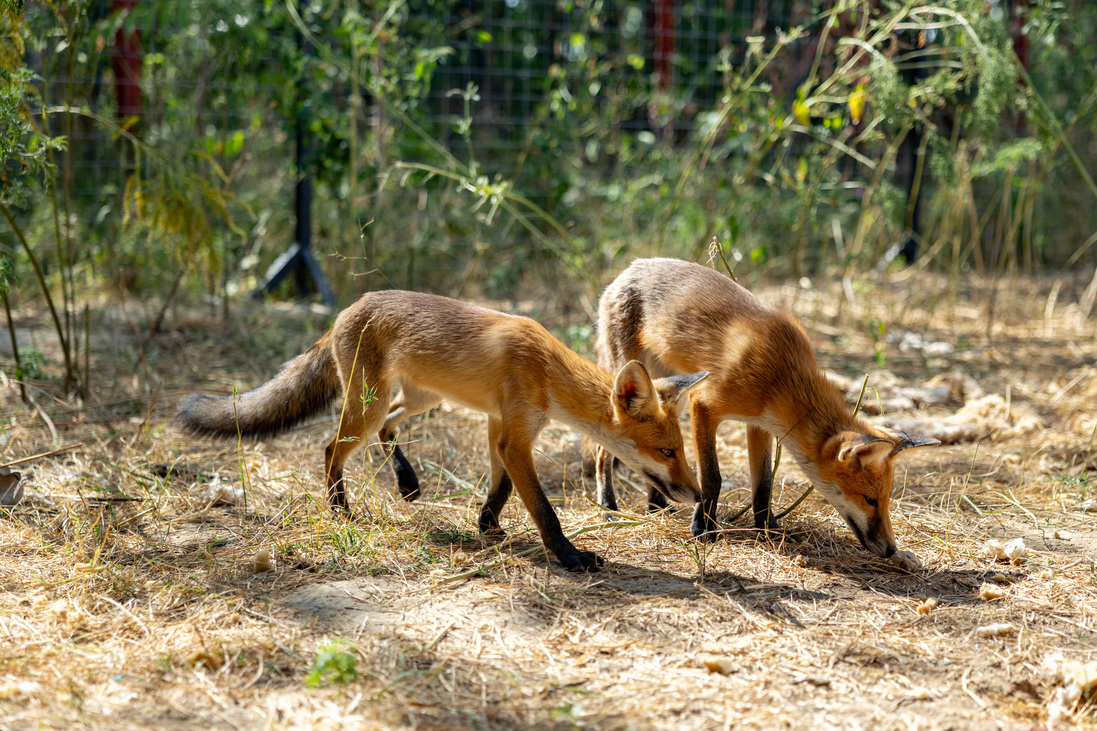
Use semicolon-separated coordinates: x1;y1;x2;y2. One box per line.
1;0;1095;343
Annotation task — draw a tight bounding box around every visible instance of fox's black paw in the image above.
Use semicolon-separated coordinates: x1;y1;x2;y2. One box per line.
597;494;621;523
693;528;721;543
690;504;720;542
560;550;604;573
392;456;421;502
477;518;506;540
757;521;783;537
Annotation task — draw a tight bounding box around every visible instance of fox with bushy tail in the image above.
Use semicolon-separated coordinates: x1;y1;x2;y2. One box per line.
180;289;708;572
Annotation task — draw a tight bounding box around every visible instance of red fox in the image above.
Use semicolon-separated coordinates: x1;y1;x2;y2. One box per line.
594;258;939;559
179;290;708;572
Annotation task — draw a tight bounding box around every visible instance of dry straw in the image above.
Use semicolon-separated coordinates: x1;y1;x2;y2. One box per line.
1;273;1096;728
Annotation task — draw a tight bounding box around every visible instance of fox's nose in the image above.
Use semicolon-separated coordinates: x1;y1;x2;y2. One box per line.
668;476;702;504
882;544;896;559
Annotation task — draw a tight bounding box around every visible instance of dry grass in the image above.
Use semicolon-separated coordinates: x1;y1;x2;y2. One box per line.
1;272;1096;730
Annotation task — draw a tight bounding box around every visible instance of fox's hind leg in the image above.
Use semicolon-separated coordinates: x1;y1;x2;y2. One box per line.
478;416;513;536
325;374;392;511
594;446;620;516
379;383;442;501
647;487;669;512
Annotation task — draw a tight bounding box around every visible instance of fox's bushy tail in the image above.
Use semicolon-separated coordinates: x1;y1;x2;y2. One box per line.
178;335;341;439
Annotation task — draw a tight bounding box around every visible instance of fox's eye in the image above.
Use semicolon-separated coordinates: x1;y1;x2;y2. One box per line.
660;448;676;459
865;497;879;508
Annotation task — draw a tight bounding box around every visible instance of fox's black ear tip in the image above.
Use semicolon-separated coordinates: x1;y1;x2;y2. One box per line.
686;370;709;386
892;432;942;452
907;432;941;448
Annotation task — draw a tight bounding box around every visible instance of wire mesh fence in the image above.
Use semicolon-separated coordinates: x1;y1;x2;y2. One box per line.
11;1;1097;304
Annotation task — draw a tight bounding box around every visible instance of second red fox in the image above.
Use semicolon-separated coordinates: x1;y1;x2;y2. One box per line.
594;258;939;562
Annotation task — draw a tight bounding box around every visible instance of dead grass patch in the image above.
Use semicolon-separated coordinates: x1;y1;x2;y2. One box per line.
1;273;1096;729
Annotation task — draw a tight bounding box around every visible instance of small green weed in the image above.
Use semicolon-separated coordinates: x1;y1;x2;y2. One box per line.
869;319;887;367
14;347;46;381
424;526;479;546
321;525;377;559
305;640;358;688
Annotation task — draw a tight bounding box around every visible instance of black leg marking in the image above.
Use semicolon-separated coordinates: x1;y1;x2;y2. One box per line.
478;472;513;536
543;503;603;572
325;441;348;511
752;456;779;532
595;449;620;516
690;445;723;541
647;488;669;512
328;478;348;512
390;444;421;501
523;474;603;573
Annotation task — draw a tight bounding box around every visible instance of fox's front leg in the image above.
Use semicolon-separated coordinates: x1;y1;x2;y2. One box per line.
497;421;602;572
689;400;723;541
747;425;779;532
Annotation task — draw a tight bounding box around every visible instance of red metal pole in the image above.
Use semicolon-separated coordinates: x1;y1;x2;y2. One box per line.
653;0;675;90
112;0;143;130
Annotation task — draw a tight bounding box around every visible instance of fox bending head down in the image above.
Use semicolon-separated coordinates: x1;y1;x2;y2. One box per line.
594;258;939;560
178;290;707;572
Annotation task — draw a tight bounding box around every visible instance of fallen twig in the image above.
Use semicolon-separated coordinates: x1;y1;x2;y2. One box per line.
0;443;82;469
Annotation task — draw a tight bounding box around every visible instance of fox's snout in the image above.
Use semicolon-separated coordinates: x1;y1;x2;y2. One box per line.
845;513;897;558
863;531;897;559
642;470;701;505
667;480;702;505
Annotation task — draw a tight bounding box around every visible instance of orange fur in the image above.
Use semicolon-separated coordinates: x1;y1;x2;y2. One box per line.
595;259;939;558
179;290;707;572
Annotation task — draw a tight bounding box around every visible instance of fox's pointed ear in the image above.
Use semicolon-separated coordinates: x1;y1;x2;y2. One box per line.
881;428;941;455
614;360;659;419
836;433;895;469
653;371;709;407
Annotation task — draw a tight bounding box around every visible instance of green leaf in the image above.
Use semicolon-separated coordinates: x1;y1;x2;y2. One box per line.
726;214;739;244
0;252;12;295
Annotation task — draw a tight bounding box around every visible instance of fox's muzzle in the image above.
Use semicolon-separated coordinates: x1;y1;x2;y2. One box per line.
643;470;701;505
846;516;897;558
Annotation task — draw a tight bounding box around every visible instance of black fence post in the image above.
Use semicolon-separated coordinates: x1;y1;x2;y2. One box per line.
252;27;335;307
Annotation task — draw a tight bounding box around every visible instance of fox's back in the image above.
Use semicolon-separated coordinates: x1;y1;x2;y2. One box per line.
597;258;818;413
331;290;592;412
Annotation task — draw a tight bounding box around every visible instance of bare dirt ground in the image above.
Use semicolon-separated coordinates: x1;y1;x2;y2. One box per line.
1;272;1096;730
